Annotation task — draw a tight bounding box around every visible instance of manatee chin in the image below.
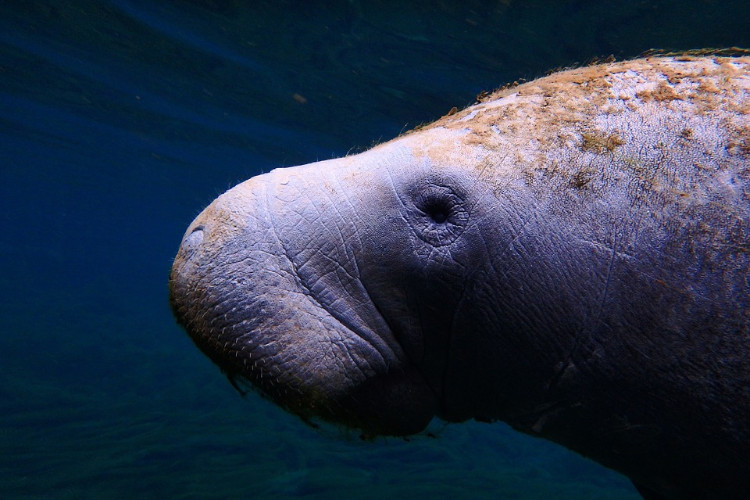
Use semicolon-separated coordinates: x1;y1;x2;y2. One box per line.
171;56;750;499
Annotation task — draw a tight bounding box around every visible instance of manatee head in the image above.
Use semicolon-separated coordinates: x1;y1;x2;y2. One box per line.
169;129;533;436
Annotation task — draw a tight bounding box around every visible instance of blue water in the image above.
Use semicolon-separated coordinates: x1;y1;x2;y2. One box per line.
2;1;748;498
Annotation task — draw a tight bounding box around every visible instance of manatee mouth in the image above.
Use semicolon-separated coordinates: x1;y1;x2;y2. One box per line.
169;174;438;436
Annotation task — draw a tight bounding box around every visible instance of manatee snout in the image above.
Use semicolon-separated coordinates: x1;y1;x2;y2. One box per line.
169;168;438;436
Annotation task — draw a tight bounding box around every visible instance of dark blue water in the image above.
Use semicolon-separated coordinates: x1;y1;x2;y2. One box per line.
2;1;748;498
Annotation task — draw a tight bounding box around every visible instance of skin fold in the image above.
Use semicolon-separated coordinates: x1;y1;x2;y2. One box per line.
170;56;750;499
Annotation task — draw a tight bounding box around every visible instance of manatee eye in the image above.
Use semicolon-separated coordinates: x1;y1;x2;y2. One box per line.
424;199;450;224
411;184;468;246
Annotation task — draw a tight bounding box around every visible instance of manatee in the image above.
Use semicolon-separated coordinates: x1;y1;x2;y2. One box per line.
170;56;750;499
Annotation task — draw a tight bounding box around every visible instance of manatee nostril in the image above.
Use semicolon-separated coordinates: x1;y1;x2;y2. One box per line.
181;226;204;258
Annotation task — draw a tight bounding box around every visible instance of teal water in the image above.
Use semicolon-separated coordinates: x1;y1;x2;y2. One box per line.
2;1;749;498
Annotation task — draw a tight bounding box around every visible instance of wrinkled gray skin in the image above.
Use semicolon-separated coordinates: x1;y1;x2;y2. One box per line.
170;56;749;499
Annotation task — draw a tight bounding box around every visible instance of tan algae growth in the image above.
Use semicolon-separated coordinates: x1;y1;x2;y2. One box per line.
636;80;685;102
580;131;626;154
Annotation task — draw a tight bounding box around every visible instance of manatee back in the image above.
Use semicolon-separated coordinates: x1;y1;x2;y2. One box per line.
432;56;749;344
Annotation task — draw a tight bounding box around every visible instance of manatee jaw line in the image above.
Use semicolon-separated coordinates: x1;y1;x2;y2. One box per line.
168;152;477;436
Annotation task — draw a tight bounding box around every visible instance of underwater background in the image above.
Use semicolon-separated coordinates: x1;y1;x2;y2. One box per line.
2;1;749;498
